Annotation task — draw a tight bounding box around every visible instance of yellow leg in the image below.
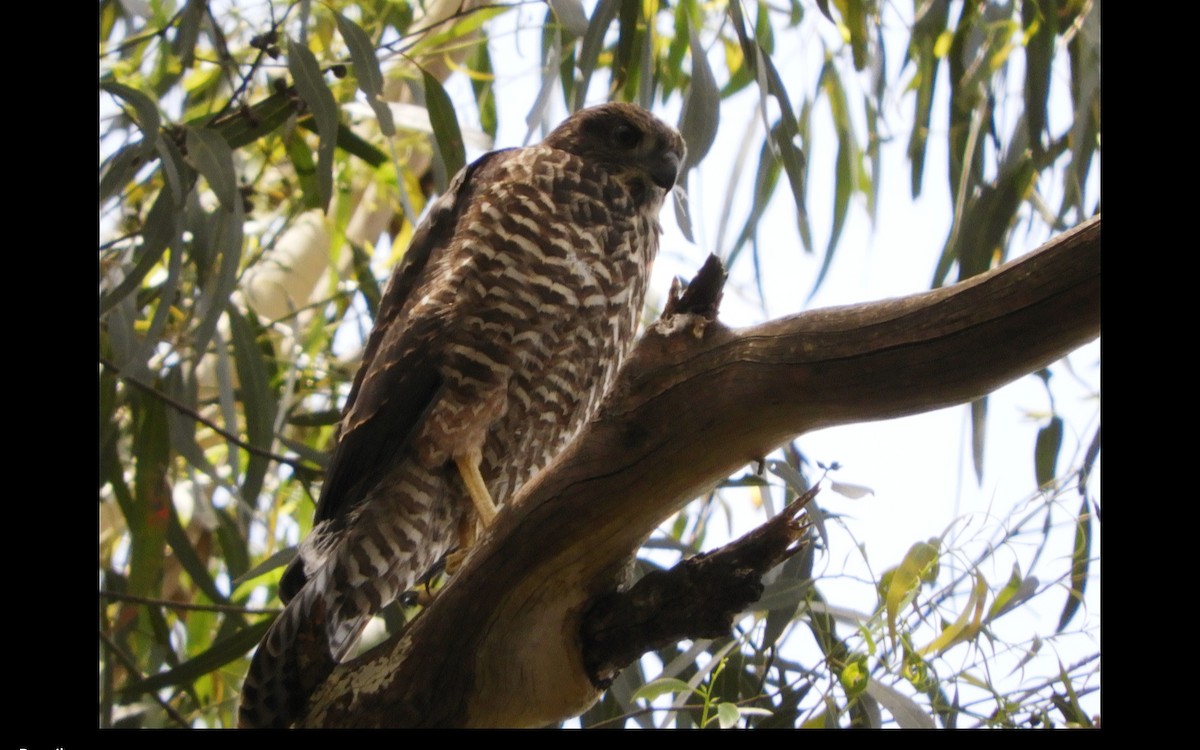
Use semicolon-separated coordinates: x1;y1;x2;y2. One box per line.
455;451;498;527
444;451;499;577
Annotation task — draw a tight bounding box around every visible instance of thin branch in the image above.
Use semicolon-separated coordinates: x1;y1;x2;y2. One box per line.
98;630;191;727
99;356;320;474
100;6;188;59
99;589;280;616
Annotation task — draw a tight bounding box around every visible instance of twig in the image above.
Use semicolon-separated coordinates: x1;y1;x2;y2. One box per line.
99;356;320;474
98;630;191;727
99;589;280;616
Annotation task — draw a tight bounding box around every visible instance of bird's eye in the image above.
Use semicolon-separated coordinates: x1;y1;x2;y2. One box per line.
612;123;642;150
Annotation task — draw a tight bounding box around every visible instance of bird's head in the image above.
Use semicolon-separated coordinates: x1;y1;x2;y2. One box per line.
543;102;687;207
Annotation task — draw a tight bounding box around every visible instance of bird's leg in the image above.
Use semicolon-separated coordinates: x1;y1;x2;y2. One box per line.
445;449;499;575
455;450;499;527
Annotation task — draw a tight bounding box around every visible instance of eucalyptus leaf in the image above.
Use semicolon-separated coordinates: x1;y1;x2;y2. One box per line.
101;81;160;158
421;69;466;191
1035;416;1063;487
864;679;936;728
574;0;621;111
288;37;338;209
185;125;239;211
548;0;590;37
120;618;274;698
228;304;277;506
99;188;176;315
1057;495;1092;632
679;28;720;174
335;12;395;136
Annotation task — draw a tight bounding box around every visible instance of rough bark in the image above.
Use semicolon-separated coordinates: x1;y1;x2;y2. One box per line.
301;214;1101;727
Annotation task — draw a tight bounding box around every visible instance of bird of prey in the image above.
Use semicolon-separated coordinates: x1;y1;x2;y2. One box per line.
238;102;685;727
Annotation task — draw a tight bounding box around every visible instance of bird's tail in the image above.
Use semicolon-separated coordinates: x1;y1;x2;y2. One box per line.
239;495;461;727
238;577;339;728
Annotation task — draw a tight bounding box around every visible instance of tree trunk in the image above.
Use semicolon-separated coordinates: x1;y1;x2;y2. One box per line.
301;214;1101;727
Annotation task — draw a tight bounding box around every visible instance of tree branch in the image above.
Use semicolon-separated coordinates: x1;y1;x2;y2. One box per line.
582;486;817;688
301;215;1100;727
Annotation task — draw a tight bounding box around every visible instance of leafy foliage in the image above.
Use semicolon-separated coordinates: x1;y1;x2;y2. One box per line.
99;0;1099;728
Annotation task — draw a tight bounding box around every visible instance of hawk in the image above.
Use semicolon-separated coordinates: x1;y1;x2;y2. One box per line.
239;103;685;727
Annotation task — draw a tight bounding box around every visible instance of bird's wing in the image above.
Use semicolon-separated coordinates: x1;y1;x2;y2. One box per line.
279;149;514;601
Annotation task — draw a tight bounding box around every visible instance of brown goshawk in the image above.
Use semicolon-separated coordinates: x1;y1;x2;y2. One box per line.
239;102;685;728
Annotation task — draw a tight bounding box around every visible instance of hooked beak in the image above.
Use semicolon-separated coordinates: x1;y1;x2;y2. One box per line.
651;149;683;189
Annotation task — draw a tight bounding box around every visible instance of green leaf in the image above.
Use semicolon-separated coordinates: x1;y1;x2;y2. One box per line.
1061;3;1100;221
753;682;810;727
970;395;987;484
672;176;695;243
715;701;741;728
190;199;245;358
987;564;1038;622
335;11;395;136
128;385;171;599
1057;494;1092;632
575;0;621;110
725;133;780;267
185;125;239;211
863;91;880;222
815;0;835;23
710;648;747;709
844;0;870;71
1052;662;1092;726
232;546;297;589
206;90;298;150
1022;0;1055;156
349;239;383;318
839;652;869;697
883;539;940;644
864;679;936;728
154;132;191;206
288;36;338;210
467;42;498;140
228;304;277;506
945;0;984;206
917;572;987;656
163;368;222;485
612;0;641;99
941;140;1036;286
99;142;152;203
120;617;274;698
101;81;161;158
173;0;204;69
99;188;177;315
1035;415;1063;487
727;2;809;249
548;0;590;37
633;677;696;703
165;493;232;609
286;130;322;211
296;122;385;173
1079;424;1101;490
421;68;466;192
810;59;860;298
99;367;122;491
679;27;720;173
905;0;949;198
215;505;252;582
